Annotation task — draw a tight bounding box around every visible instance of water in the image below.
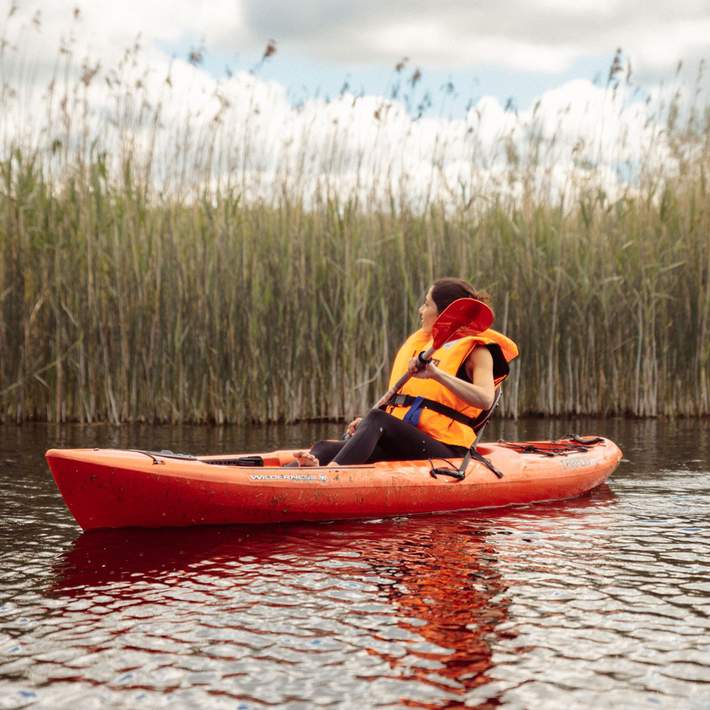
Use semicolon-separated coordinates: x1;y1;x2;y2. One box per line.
1;418;709;709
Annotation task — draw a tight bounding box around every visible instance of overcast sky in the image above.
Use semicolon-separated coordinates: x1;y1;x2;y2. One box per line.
2;1;707;204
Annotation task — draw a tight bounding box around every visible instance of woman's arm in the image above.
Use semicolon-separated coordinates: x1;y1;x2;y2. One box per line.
409;346;496;410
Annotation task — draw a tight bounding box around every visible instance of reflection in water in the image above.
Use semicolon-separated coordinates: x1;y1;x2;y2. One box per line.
46;489;616;708
371;529;510;708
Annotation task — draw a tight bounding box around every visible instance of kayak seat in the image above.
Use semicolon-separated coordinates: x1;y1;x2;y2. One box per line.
430;388;504;480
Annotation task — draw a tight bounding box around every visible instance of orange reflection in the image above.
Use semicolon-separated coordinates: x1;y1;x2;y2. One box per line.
378;529;510;707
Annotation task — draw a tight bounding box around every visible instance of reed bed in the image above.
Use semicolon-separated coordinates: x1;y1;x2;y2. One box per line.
0;32;708;423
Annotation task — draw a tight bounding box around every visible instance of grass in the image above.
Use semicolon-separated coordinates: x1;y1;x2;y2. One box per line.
0;29;708;423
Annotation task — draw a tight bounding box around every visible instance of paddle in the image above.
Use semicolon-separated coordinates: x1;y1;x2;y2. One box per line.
373;297;494;410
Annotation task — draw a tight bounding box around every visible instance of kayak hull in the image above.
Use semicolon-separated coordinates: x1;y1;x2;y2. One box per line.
46;438;622;530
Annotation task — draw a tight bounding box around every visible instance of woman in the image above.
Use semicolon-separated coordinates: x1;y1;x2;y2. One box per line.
294;277;518;467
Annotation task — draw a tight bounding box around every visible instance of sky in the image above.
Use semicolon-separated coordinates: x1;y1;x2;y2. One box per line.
1;1;708;204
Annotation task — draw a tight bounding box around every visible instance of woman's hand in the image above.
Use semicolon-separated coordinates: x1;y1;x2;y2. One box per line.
344;416;362;438
408;356;439;380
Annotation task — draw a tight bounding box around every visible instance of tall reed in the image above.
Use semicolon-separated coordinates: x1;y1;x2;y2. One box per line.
0;31;708;423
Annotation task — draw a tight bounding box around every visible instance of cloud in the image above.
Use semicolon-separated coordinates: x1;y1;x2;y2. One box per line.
238;0;709;77
2;2;244;79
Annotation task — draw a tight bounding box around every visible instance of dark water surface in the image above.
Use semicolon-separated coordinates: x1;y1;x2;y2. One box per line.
1;418;709;709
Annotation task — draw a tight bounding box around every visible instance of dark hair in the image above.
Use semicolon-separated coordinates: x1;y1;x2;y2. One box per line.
430;277;491;313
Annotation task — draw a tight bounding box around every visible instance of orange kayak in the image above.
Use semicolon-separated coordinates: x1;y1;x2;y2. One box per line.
46;437;622;530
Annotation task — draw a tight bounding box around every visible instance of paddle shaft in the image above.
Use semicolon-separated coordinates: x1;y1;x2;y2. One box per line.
373;348;433;410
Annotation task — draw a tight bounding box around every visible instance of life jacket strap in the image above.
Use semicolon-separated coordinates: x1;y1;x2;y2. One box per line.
385;393;477;430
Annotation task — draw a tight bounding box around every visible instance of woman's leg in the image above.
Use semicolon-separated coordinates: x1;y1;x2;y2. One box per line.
309;439;389;465
310;440;346;465
288;438;388;467
332;409;460;466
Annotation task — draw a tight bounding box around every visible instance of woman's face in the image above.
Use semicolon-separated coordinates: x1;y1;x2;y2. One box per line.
418;288;439;334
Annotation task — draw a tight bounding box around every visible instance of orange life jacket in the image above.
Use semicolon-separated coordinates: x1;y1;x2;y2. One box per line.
385;328;519;448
